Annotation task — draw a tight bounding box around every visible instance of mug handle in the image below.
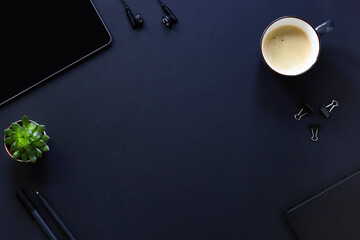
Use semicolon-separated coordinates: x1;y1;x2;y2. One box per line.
315;19;335;37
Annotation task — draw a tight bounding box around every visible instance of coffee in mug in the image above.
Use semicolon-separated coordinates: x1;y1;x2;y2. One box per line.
263;25;311;73
260;17;334;76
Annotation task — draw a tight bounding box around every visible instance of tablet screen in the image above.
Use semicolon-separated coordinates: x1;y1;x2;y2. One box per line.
5;0;111;105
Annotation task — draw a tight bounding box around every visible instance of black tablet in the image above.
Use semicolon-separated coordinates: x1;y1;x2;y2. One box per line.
286;170;360;240
4;0;111;106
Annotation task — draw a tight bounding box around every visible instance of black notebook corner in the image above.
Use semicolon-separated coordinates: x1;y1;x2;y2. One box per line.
285;169;360;240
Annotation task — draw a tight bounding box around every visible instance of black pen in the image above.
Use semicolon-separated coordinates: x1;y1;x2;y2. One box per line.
16;189;58;240
36;191;77;240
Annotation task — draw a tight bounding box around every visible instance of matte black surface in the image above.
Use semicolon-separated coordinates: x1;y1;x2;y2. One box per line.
1;0;360;239
4;0;111;105
286;170;360;240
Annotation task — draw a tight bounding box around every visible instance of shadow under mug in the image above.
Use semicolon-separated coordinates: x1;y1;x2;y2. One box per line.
260;16;335;76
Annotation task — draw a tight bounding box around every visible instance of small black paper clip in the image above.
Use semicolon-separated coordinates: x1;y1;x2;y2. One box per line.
294;103;313;121
309;124;320;142
320;100;338;118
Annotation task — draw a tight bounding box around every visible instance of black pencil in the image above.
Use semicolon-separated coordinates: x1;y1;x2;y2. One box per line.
36;191;76;240
16;189;58;240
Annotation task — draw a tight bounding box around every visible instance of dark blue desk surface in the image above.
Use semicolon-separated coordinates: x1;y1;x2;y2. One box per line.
1;0;360;239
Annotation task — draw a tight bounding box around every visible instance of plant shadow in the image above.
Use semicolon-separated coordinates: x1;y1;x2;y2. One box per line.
10;155;50;191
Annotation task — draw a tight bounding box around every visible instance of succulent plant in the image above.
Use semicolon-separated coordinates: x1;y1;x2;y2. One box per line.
4;115;50;163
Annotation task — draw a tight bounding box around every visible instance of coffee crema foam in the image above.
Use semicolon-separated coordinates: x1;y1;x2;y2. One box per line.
263;25;311;73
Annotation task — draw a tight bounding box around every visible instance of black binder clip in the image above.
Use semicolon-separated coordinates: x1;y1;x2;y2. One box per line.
320;100;338;118
294;103;313;121
309;124;320;142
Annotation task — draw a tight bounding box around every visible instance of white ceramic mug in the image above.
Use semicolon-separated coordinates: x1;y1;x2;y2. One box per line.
260;16;334;76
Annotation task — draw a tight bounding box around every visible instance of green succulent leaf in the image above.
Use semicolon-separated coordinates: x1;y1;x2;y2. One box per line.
28;122;37;130
13;150;21;159
5;137;15;145
22;115;29;128
19;139;31;147
17;144;24;151
34;140;45;148
36;125;45;133
10;141;18;151
40;145;50;152
20;125;28;135
4;129;13;136
11;123;21;132
41;135;50;142
9;132;18;139
27;149;35;158
32;132;41;141
35;148;42;158
30;155;37;163
21;152;28;161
